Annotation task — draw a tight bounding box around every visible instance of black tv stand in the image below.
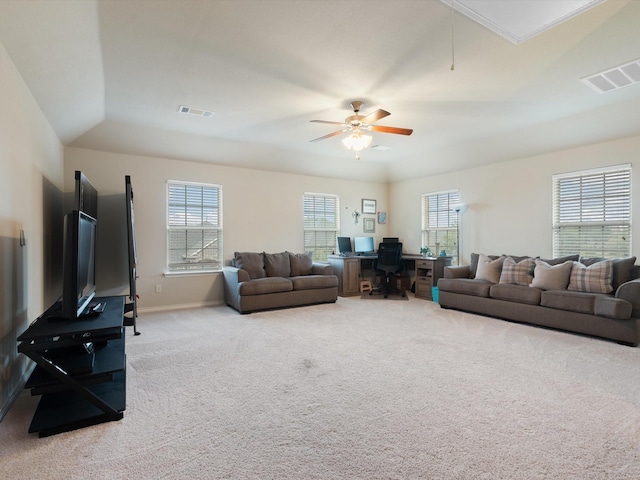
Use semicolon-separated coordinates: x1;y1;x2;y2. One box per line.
18;296;126;437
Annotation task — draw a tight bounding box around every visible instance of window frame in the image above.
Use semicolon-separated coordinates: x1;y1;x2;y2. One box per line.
303;192;340;262
552;164;631;258
166;180;223;274
421;189;460;265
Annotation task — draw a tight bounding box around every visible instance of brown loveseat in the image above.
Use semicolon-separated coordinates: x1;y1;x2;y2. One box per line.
437;253;640;346
223;251;338;313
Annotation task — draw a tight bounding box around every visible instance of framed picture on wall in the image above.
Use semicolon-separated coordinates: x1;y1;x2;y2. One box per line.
363;217;375;233
362;199;376;214
377;212;386;224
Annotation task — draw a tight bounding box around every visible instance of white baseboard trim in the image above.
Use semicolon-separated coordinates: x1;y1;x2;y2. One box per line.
137;300;225;315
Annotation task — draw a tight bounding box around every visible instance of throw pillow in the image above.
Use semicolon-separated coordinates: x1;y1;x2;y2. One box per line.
580;256;636;291
499;256;535;286
530;259;573;290
234;252;266;279
289;251;313;276
475;254;506;284
470;253;500;279
264;252;291;277
568;260;613;294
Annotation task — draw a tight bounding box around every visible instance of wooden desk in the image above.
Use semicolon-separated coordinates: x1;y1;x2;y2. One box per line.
328;254;451;298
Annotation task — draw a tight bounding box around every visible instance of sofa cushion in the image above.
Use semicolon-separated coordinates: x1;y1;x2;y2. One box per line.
539;254;580;265
264;252;291;277
499;256;535;286
568;260;613;294
238;277;293;296
475;254;506;283
490;284;541;305
540;290;595;314
581;256;637;290
437;278;492;297
291;275;338;291
289;251;313;276
234;252;266;279
593;295;632;320
530;259;573;290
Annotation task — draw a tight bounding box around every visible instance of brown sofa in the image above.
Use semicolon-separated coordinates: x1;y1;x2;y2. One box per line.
437;253;640;346
223;251;338;313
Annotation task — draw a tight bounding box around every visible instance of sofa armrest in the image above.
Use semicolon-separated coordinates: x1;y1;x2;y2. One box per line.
444;265;471;279
223;266;250;310
223;266;250;283
616;278;640;318
311;263;334;275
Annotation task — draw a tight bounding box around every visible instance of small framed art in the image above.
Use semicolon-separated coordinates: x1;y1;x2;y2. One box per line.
362;198;376;214
377;212;386;224
363;217;375;233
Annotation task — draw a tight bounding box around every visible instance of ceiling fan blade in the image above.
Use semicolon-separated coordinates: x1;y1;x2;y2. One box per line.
370;125;413;136
362;109;390;124
310;129;349;143
310;120;345;126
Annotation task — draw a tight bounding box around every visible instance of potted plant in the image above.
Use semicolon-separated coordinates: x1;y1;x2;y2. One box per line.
420;247;431;257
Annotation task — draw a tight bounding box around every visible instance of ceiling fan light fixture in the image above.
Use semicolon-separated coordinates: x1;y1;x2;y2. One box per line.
342;132;372;152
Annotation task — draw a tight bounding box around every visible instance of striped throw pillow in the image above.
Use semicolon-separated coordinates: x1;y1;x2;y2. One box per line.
568;260;613;294
499;256;535;286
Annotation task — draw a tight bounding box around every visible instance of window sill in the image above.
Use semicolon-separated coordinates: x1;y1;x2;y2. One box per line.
164;270;222;277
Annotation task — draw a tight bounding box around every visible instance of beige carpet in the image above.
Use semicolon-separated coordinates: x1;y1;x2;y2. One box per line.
1;295;639;479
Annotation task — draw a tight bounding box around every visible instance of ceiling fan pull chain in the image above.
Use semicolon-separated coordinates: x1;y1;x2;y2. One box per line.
451;0;456;71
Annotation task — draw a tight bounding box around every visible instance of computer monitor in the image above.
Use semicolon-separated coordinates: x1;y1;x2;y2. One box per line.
337;236;352;254
354;236;375;254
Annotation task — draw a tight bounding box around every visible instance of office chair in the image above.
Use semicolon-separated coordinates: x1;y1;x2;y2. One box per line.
370;242;405;298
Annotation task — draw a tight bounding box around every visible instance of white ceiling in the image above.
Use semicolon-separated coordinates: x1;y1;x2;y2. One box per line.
1;0;639;183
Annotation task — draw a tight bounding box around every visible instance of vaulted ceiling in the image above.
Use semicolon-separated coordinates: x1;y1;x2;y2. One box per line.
1;0;639;182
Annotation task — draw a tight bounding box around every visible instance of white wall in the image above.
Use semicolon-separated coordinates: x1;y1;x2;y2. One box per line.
0;42;64;416
64;147;389;310
390;135;640;263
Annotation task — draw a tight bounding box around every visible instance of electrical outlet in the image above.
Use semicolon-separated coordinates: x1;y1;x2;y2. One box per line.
155;284;162;293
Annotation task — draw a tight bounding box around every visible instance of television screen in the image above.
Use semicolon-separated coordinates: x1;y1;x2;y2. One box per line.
354;236;375;254
74;171;98;219
61;210;97;319
337;236;352;254
125;175;140;333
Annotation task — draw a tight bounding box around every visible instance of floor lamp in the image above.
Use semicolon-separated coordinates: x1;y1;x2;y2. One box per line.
450;203;467;265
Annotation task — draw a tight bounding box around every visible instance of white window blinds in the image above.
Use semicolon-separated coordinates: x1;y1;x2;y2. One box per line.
303;193;340;262
553;164;631;258
421;190;460;264
167;181;222;272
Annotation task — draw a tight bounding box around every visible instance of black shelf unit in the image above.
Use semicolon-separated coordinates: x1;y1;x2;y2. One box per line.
18;296;126;437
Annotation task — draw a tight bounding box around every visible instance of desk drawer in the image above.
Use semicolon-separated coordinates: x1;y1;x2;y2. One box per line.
416;276;433;288
415;281;433;299
415;259;434;269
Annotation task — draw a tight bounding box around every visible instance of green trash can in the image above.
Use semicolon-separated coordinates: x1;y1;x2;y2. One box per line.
432;287;439;302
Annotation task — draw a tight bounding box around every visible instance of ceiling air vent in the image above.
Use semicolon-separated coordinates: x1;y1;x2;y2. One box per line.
581;58;640;94
178;105;214;117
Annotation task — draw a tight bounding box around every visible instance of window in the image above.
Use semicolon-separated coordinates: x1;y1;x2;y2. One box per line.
553;164;631;258
303;193;340;262
421;190;460;265
167;181;222;272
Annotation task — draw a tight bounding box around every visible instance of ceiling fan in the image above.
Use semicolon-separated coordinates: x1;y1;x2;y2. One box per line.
310;101;413;159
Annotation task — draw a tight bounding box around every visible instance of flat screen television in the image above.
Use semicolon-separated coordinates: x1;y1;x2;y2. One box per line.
61;210;97;320
354;236;375;254
74;171;98;219
125;175;139;333
337;236;352;254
